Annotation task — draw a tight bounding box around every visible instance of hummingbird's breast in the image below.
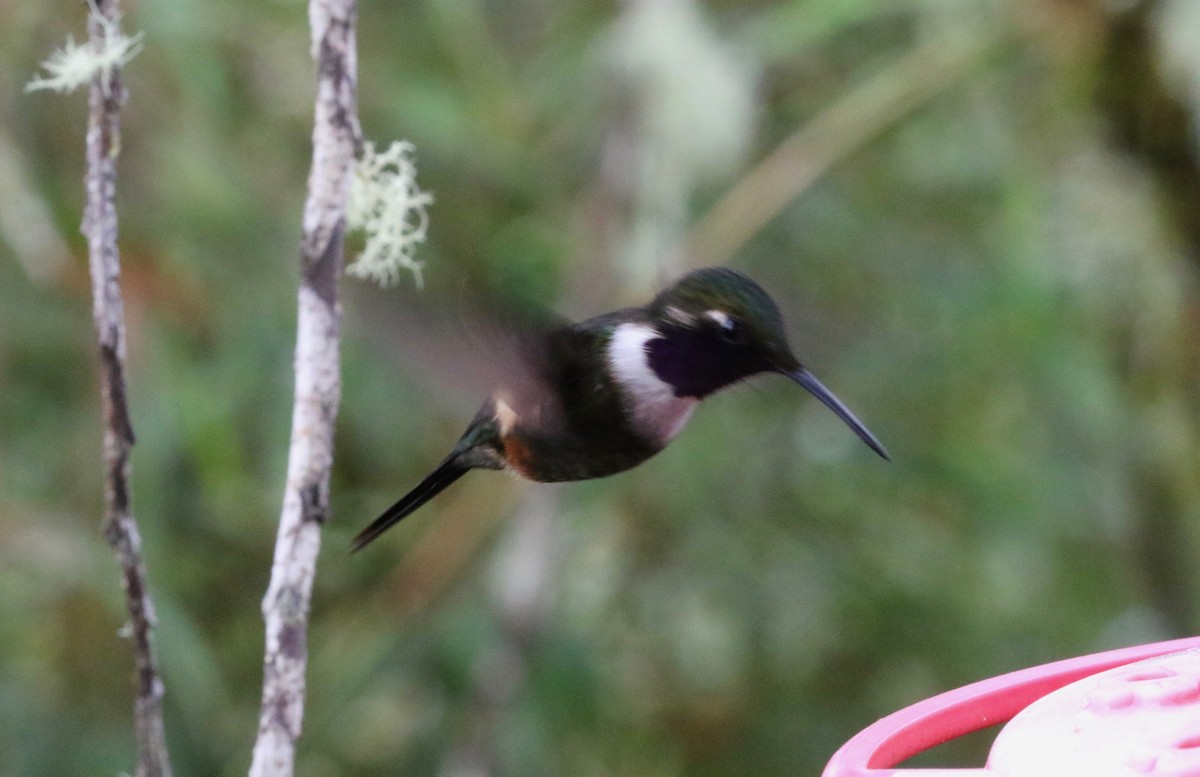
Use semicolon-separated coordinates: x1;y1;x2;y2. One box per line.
482;318;690;483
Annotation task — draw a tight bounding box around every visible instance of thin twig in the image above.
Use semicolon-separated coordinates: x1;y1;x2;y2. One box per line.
82;2;172;776
684;24;1004;267
249;0;360;774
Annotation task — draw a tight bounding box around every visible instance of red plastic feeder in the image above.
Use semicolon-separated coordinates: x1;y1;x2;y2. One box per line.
823;635;1200;776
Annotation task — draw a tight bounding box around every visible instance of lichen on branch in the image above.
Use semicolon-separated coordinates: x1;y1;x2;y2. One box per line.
25;0;143;95
345;140;432;288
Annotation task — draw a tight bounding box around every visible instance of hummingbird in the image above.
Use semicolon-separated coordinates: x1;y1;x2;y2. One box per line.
351;267;888;551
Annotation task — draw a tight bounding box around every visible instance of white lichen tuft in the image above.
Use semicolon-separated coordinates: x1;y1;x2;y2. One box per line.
345;140;433;288
25;2;143;95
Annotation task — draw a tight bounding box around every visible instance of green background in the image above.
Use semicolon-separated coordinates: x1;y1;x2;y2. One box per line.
3;0;1200;775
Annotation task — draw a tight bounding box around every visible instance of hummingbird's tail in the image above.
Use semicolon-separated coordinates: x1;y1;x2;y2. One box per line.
350;456;469;552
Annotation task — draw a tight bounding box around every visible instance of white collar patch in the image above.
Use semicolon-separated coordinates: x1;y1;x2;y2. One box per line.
608;323;697;446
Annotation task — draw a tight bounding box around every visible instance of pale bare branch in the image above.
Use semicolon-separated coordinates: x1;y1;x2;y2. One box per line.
79;1;172;775
248;0;360;774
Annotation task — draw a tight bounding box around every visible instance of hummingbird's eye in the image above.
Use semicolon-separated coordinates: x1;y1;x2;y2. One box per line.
707;310;742;344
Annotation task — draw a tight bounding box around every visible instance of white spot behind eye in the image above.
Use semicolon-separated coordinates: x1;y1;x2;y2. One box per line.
705;310;731;328
706;310;741;341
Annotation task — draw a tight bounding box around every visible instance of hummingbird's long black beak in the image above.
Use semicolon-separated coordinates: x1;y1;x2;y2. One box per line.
789;368;890;460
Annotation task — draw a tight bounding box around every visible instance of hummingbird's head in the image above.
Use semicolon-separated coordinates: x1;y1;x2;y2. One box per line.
644;267;889;459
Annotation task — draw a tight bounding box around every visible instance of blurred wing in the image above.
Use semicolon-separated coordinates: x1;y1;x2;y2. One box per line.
349;284;574;430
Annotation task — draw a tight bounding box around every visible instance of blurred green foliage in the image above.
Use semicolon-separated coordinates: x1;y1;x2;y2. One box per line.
3;0;1200;775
